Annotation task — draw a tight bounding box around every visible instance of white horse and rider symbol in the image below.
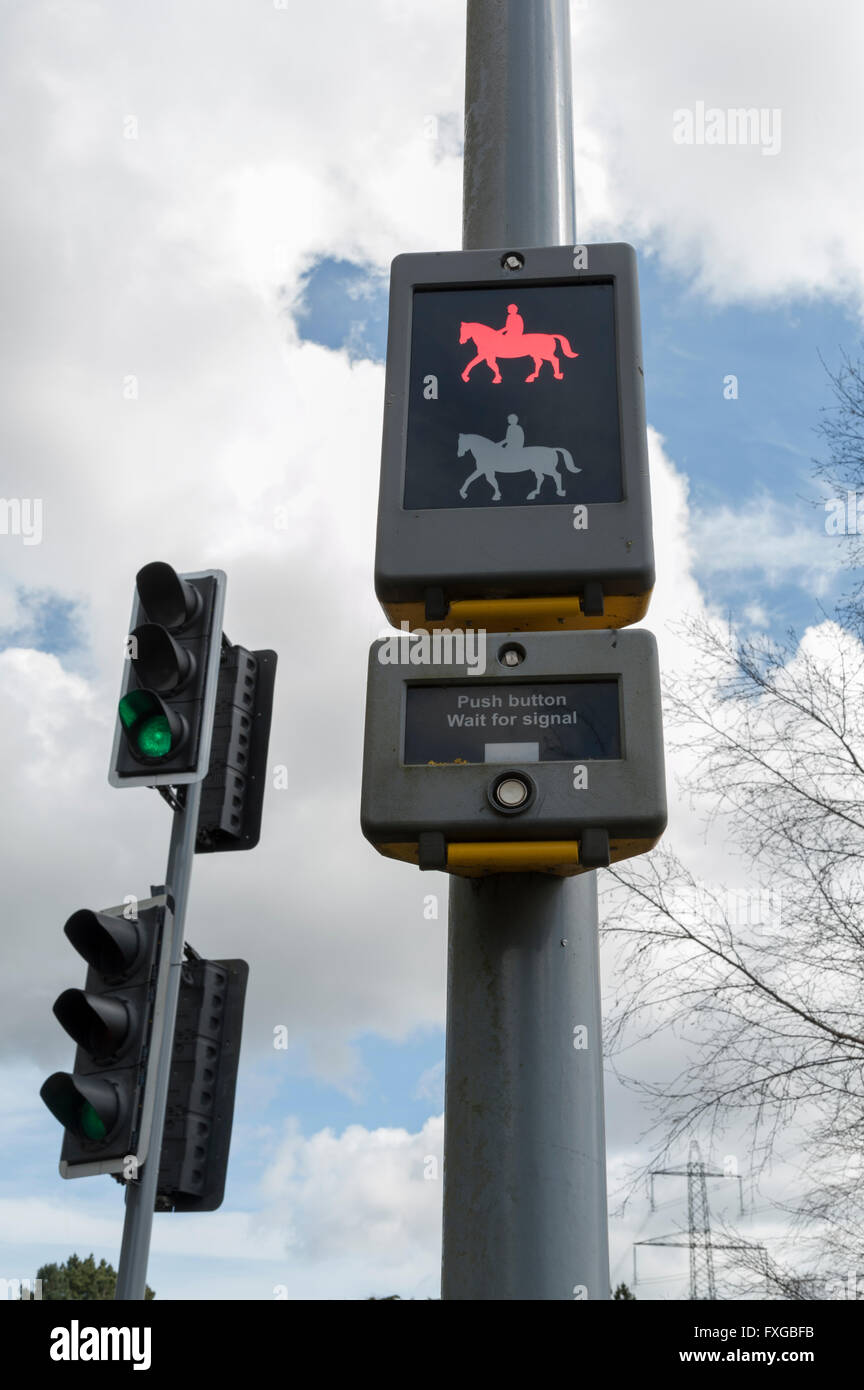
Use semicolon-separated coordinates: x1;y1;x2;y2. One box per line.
458;416;579;502
456;302;581;502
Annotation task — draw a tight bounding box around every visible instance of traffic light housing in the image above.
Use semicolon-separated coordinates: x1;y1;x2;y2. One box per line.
194;646;278;853
40;901;168;1177
156;955;249;1211
109;562;227;787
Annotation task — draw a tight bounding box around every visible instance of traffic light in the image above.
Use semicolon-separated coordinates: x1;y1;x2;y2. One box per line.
156;954;249;1211
194;646;278;853
109;562;227;788
40;902;168;1177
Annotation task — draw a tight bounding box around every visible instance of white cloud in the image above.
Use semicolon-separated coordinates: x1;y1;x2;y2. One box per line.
258;1115;443;1264
572;0;864;312
3;0;864;1299
690;494;844;592
413;1060;445;1107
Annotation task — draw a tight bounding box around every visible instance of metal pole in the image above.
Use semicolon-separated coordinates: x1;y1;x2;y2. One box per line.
115;782;202;1301
441;0;610;1301
462;0;577;249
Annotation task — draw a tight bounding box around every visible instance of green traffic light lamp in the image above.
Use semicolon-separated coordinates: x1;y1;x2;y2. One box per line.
118;688;187;763
40;1073;120;1144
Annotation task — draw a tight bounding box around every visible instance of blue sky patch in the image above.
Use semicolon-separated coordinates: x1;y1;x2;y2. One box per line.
294;257;388;363
0;589;84;657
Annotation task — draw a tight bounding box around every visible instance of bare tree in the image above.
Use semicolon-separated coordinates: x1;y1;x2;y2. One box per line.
710;1226;845;1301
603;612;864;1287
814;344;864;631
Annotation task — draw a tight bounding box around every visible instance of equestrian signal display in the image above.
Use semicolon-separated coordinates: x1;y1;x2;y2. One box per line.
364;243;667;878
374;243;654;631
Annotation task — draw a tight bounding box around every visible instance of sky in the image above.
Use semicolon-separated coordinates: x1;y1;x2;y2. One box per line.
1;0;863;1301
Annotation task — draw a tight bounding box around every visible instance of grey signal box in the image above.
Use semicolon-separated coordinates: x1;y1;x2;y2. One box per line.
360;628;666;877
374;243;654;634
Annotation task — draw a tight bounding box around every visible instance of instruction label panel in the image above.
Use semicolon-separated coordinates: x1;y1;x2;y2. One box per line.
404;680;621;765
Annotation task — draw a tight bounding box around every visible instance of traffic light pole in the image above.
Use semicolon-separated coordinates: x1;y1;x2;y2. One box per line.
115;781;202;1301
441;0;610;1300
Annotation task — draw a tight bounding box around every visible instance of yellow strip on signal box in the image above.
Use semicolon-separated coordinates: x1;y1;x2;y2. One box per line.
376;835;662;877
382;591;652;634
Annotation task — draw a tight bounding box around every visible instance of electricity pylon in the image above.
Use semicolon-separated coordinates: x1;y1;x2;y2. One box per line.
686;1139;717;1299
633;1140;753;1300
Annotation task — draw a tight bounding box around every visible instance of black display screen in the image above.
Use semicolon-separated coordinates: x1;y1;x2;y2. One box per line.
404;681;621;765
404;282;622;510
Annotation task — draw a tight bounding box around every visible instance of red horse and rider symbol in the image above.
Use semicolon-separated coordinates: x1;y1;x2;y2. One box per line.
459;303;579;384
